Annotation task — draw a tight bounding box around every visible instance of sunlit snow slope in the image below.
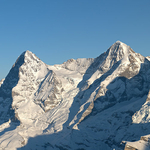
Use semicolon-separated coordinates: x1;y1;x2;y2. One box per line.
0;41;150;150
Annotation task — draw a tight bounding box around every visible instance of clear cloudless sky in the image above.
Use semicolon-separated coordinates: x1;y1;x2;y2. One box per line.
0;0;150;79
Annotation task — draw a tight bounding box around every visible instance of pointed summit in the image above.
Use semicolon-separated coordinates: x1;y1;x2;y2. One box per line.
20;50;33;55
108;41;136;53
107;41;129;57
12;50;37;68
24;50;39;59
96;41;131;72
104;41;143;65
88;41;145;81
18;50;40;64
115;40;123;44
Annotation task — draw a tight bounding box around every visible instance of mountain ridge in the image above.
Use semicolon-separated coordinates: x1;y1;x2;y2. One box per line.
0;41;150;150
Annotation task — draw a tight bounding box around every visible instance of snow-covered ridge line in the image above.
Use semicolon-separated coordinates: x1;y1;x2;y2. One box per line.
146;56;150;61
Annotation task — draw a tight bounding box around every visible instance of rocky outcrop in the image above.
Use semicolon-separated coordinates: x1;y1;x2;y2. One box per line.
124;145;138;150
124;135;150;150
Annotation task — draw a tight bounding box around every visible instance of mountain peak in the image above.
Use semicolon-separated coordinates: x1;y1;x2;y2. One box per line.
13;50;41;69
24;50;34;55
21;50;32;54
111;40;128;50
20;50;40;61
106;41;137;61
105;41;130;63
115;40;123;44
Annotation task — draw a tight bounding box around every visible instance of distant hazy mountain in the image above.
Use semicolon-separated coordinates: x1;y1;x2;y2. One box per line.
0;41;150;150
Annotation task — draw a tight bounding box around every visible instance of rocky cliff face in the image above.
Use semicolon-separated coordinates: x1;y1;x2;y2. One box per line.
0;41;150;150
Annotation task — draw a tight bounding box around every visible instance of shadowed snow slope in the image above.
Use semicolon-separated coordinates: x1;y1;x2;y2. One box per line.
0;41;150;150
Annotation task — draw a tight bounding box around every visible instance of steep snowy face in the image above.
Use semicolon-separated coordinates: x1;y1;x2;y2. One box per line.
0;52;26;122
101;41;144;78
11;50;64;123
81;41;145;94
0;52;25;98
105;41;129;67
0;50;63;124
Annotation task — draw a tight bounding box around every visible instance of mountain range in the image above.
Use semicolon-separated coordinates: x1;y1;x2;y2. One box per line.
0;41;150;150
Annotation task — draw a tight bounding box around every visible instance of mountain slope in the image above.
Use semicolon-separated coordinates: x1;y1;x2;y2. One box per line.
0;41;150;150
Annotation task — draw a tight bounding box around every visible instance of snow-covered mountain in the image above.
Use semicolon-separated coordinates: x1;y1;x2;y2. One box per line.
0;41;150;150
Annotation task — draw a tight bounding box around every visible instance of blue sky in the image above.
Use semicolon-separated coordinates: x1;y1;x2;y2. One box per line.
0;0;150;79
